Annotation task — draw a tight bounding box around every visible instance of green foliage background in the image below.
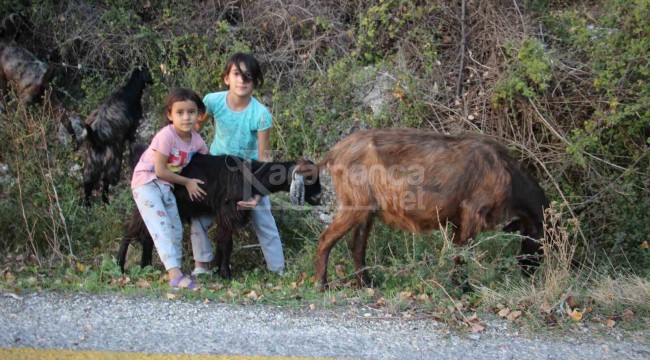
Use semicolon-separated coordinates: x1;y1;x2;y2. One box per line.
0;0;647;281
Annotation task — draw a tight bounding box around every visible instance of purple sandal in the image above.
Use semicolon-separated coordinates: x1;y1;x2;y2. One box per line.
169;274;199;290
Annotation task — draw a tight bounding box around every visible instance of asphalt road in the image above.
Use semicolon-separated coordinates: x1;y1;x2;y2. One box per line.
1;291;649;359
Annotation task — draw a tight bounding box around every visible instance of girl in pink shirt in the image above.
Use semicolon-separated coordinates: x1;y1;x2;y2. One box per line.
131;87;209;290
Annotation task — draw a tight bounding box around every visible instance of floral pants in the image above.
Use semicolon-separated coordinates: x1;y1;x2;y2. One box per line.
133;180;213;270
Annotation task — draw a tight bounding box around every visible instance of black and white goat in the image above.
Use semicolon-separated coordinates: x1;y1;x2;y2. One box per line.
82;66;153;206
117;153;322;278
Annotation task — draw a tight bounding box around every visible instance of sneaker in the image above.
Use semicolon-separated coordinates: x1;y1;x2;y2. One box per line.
272;269;286;277
191;267;211;276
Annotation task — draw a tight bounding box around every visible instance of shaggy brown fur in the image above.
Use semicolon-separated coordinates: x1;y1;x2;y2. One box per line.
316;128;548;290
0;44;52;104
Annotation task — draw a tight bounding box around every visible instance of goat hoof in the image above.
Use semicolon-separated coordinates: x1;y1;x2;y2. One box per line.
358;280;374;288
319;282;330;292
456;281;474;294
219;268;232;280
357;272;373;288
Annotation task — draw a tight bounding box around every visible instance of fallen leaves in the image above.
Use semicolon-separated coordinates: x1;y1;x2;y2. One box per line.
2;268;15;286
470;323;485;333
508;310;523;322
569;308;583;322
109;276;130;287
465;313;486;333
559;295;594;322
496;307;522;322
399;291;413;301
335;265;346;278
244;290;262;301
135;279;150;289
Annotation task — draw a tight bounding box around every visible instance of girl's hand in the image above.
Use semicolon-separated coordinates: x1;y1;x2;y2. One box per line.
185;178;206;201
237;194;262;208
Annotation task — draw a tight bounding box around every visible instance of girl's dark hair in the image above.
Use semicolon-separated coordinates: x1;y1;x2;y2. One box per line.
161;87;206;125
221;52;264;87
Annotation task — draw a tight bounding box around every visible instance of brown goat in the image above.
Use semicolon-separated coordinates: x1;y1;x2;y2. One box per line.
0;13;48;105
0;42;80;146
0;44;52;105
315;128;548;290
0;45;49;104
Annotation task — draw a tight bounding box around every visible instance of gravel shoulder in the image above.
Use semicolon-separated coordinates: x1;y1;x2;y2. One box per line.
1;291;649;359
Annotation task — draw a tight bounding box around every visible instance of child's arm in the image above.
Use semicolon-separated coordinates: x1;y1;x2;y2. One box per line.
237;129;271;208
257;129;271;162
153;151;206;201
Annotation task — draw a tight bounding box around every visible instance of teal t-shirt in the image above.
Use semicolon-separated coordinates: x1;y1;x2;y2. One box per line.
202;91;272;160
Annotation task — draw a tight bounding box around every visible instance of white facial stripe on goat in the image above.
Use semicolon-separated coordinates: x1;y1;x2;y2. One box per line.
290;167;305;206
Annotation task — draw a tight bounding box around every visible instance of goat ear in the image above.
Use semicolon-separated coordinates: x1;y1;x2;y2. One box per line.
290;167;305;206
294;157;318;174
0;14;17;41
293;157;319;187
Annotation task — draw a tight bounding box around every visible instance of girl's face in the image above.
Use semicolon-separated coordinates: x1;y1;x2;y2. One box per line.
224;62;253;97
167;100;199;136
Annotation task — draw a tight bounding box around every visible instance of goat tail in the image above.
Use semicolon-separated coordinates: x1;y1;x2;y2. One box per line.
316;152;333;172
118;207;152;272
83;123;98;148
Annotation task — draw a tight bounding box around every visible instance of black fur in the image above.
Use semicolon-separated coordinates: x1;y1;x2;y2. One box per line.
118;153;321;278
82;66;153;206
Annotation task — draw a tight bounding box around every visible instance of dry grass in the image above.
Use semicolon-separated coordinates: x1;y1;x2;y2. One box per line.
477;202;650;317
590;274;650;313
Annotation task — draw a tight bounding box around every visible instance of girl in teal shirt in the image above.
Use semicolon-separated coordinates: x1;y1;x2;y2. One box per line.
191;53;285;275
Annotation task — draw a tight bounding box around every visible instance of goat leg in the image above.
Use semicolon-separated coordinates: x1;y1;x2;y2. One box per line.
316;212;363;291
82;160;100;207
348;217;374;288
101;181;110;204
19;84;43;104
140;236;154;269
61;115;79;150
516;217;543;276
450;224;472;290
215;246;223;274
117;237;130;273
215;231;233;280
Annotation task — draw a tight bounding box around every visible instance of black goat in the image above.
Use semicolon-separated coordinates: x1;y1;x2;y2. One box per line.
117;153;322;278
82;66;153;206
